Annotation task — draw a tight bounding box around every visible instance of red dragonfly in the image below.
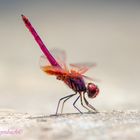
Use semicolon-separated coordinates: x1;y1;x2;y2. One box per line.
22;15;99;114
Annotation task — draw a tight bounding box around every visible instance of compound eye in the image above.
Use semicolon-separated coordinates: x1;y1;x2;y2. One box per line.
87;83;99;98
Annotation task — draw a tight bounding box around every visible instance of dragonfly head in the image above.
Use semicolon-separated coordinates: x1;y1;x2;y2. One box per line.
87;83;99;98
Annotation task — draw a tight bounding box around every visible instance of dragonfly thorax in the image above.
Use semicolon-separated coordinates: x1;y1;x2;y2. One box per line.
57;75;86;92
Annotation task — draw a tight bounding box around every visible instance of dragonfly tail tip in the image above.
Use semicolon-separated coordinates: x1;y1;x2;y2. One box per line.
21;14;24;18
21;14;28;23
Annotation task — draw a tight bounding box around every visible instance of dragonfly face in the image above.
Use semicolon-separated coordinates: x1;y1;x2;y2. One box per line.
87;83;99;98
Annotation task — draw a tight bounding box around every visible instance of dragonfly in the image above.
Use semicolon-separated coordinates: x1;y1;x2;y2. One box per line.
22;15;99;115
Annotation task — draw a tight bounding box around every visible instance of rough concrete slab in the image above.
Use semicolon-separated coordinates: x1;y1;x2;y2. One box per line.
0;110;140;140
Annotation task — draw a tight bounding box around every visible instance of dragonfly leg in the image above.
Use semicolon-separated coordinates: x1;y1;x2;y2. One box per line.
61;93;77;114
80;94;91;112
83;93;98;113
73;96;82;114
56;93;77;115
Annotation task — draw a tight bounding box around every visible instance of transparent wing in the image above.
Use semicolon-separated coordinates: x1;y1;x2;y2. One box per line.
70;62;96;68
50;49;67;69
39;55;50;68
39;55;67;76
41;64;67;76
39;49;67;70
70;62;96;74
50;48;66;63
82;75;100;82
82;75;94;81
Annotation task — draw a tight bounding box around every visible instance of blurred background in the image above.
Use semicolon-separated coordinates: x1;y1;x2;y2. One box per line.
0;0;140;115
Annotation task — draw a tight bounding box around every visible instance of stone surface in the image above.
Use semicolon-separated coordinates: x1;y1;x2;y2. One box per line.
0;110;140;140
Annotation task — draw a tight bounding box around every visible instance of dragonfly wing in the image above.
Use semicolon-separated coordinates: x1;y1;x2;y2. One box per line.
50;49;67;69
70;62;96;74
39;55;51;68
50;49;66;62
40;55;68;76
41;64;67;76
82;75;94;81
70;62;96;68
39;48;68;70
